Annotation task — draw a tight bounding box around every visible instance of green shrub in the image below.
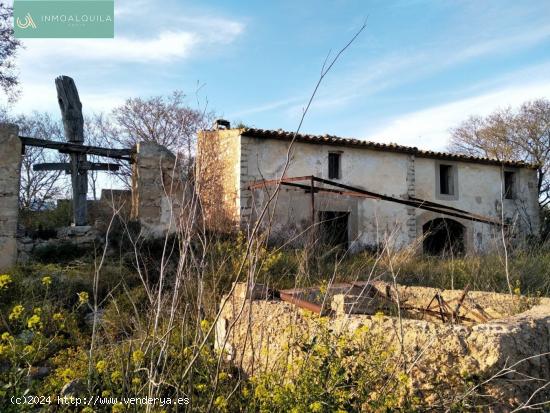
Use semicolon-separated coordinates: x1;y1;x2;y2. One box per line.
19;202;72;233
251;317;414;412
32;241;89;263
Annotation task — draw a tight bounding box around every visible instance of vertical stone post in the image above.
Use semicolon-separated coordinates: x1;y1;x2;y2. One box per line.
0;124;21;271
131;142;185;236
406;154;417;244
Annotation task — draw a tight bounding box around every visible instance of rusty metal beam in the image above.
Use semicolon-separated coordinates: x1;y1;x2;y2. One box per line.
279;291;324;314
246;175;500;225
247;175;314;189
312;176;500;225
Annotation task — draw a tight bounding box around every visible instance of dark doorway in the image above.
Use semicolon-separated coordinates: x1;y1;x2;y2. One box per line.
423;218;465;256
319;211;349;249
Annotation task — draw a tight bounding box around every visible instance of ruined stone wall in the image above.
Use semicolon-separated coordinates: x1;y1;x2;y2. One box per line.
131;142;190;236
196;130;242;232
0;124;21;271
216;282;550;409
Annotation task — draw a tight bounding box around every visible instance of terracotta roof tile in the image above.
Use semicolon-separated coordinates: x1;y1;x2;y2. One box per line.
239;128;537;169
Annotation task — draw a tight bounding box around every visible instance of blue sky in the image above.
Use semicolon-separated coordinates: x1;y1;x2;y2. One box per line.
7;0;550;151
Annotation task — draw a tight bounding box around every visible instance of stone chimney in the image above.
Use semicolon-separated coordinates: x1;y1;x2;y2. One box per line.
213;119;230;130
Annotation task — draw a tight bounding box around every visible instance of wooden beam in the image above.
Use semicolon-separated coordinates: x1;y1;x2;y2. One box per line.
56;76;87;226
20;136;133;162
56;76;84;143
33;162;70;172
81;162;120;171
33;161;120;172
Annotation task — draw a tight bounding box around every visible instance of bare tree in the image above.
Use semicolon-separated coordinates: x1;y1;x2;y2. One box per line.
0;111;68;210
0;2;21;101
96;91;212;188
449;99;550;207
84;114;111;200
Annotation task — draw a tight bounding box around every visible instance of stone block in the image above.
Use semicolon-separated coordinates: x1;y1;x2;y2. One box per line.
0;124;21;272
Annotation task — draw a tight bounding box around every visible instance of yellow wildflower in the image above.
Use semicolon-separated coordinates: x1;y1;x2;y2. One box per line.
111;403;125;413
132;349;144;365
101;390;110;397
110;370;122;382
41;276;52;286
194;383;206;392
0;274;12;290
200;319;210;331
1;332;12;341
218;372;229;381
96;360;107;374
0;344;8;356
23;345;34;354
9;304;24;321
53;313;63;321
59;368;74;381
131;377;141;386
77;292;89;305
309;401;323;412
27;314;42;330
214;396;228;411
374;311;385;322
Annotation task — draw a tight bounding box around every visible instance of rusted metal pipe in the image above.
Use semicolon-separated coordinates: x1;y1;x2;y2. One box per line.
279;291;323;314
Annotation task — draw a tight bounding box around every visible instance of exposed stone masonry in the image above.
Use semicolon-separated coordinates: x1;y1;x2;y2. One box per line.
217;282;550;410
406;154;417;242
0;124;21;271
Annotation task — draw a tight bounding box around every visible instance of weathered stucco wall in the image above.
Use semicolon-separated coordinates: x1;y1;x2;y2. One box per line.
415;157;540;252
241;136;413;249
197;129;539;252
217;282;550;410
240;134;539;252
0;124;21;271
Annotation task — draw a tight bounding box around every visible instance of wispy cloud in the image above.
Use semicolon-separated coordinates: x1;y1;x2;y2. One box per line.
368;80;550;151
18;11;244;65
444;24;550;66
228;96;305;119
6;81;130;114
20;31;199;64
236;20;550;125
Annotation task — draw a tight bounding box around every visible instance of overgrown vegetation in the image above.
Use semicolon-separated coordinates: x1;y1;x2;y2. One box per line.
1;232;549;412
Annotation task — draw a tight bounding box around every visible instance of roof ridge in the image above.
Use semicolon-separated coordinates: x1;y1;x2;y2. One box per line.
238;127;538;169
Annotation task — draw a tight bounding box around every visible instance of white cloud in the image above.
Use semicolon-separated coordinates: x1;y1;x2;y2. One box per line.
6;81;129;115
446;24;550;66
20;31;198;64
228;96;305;118
311;25;550;117
369;81;550;151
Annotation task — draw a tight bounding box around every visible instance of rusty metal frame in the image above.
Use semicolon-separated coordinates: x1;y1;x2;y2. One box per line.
247;175;500;225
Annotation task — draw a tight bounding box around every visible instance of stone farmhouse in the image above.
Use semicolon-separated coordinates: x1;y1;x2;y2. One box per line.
198;121;540;254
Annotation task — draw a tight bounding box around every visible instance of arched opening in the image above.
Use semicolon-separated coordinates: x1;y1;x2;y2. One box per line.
423;218;465;256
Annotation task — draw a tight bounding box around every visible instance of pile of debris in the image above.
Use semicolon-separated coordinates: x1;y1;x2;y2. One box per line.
275;281;501;324
216;281;550;409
